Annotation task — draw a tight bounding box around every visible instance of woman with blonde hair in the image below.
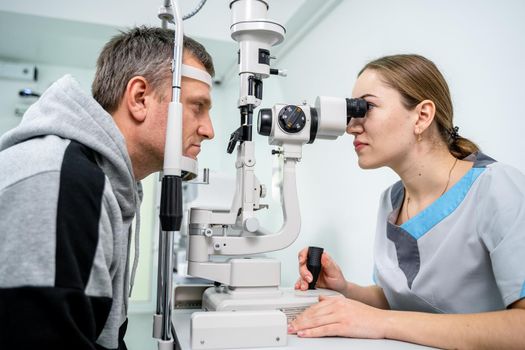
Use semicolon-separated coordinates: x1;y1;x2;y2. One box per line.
290;54;525;349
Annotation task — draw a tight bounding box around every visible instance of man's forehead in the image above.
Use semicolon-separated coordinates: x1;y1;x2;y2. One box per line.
182;52;205;70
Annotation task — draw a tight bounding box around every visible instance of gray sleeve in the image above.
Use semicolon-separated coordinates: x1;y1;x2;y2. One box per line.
0;171;60;287
477;164;525;307
0;170;116;349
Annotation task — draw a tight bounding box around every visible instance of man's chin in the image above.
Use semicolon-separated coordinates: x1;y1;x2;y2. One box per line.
184;145;201;160
183;152;199;160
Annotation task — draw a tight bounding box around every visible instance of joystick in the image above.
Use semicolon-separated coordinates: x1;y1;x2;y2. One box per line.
306;246;323;289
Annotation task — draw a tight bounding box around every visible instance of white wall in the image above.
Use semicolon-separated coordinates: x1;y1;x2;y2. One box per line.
212;0;525;288
0;63;95;134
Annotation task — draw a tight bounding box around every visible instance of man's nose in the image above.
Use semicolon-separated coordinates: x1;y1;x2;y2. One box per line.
199;112;214;140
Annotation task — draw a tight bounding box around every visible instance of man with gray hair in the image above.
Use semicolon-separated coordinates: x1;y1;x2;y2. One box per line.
0;27;215;349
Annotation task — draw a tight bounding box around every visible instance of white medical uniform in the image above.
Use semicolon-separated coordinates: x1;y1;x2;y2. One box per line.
374;152;525;313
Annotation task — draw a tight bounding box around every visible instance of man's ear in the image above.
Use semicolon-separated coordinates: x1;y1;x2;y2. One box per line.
414;99;435;134
125;76;149;123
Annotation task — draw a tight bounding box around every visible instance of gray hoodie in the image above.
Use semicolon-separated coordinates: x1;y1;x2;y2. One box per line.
0;75;141;349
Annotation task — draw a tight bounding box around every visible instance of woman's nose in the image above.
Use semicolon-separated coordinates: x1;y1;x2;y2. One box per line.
346;118;364;135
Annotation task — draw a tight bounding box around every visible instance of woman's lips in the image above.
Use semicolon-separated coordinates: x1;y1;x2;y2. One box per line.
353;140;368;151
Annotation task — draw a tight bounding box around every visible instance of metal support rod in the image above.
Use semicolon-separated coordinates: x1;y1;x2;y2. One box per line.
156;225;164;315
154;0;208;347
160;230;175;340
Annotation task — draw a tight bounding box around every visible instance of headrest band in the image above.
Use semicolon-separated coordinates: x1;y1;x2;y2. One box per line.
181;64;212;87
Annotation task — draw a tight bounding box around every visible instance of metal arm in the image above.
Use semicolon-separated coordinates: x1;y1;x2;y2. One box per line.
153;1;184;346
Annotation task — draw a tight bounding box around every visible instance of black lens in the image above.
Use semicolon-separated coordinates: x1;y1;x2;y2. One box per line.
346;98;369;123
257;108;273;136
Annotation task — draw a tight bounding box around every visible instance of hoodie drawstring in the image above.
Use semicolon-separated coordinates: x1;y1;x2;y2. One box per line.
128;185;142;297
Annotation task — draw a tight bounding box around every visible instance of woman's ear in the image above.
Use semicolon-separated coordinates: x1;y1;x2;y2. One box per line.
414;99;435;134
125;76;149;123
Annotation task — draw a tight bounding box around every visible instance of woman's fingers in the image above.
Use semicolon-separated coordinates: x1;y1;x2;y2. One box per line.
294;277;310;291
298;247;308;264
290;299;346;336
296;323;341;338
291;296;342;326
298;247;313;282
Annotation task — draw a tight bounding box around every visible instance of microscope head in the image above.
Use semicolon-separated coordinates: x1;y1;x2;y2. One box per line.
257;96;369;149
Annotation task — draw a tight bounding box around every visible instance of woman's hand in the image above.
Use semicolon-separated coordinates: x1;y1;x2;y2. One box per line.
288;295;387;339
294;248;348;295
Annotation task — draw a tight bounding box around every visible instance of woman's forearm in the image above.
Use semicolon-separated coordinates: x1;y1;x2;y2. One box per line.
383;307;525;350
345;283;390;309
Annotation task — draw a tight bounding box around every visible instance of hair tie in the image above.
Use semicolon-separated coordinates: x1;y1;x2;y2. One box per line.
449;126;459;141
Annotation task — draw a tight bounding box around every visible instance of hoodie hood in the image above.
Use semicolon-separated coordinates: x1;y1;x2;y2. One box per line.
0;75;137;220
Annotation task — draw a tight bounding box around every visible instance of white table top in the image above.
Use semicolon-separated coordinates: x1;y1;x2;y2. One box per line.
172;309;439;350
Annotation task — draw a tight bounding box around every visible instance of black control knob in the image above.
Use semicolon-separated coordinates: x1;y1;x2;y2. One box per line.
307;246;324;290
278;105;306;133
257;108;273;136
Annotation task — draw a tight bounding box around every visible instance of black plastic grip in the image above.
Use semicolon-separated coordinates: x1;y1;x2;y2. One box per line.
159;175;183;231
307;246;324;290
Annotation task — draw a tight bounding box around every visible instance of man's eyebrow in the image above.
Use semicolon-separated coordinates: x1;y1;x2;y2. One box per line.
188;95;212;109
359;93;378;99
